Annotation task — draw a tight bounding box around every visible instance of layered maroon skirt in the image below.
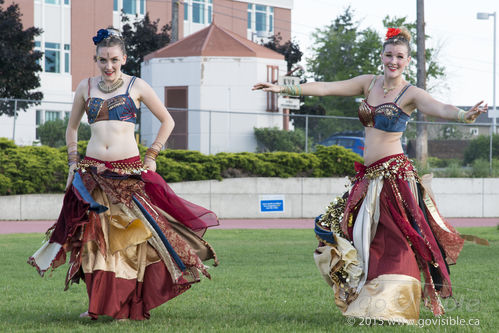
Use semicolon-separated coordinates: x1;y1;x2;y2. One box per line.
28;156;218;320
314;154;463;322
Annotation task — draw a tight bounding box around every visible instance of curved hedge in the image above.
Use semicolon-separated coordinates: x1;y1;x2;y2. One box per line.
0;138;362;195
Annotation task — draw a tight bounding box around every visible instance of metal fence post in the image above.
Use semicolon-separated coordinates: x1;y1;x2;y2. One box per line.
305;114;309;153
490;123;493;176
12;99;18;141
209;110;212;155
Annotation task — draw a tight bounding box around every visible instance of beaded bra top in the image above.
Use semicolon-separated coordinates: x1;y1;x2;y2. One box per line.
358;76;411;133
85;76;138;124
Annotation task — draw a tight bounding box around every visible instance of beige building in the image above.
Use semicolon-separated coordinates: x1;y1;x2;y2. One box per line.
0;0;293;145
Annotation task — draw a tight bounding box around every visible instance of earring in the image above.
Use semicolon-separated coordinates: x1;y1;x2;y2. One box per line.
379;64;384;73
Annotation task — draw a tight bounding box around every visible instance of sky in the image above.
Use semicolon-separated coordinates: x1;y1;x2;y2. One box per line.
290;0;499;112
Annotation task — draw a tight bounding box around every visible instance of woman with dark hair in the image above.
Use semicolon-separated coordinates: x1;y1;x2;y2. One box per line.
253;27;486;323
28;28;219;321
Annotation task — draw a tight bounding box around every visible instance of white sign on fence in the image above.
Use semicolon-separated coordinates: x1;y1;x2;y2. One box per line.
278;96;300;110
278;76;300;86
488;107;498;118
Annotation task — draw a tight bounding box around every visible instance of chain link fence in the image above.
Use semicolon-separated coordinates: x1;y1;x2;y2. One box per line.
1;97;497;175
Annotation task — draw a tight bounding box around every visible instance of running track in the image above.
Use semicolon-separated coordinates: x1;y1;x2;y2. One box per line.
0;218;497;234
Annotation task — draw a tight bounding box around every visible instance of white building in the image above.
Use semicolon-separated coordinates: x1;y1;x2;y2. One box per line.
141;22;287;154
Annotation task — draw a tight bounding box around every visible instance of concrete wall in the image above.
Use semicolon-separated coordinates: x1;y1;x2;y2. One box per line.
1;177;499;220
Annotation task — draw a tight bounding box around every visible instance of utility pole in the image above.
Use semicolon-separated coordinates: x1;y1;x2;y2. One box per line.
416;0;428;165
171;0;180;42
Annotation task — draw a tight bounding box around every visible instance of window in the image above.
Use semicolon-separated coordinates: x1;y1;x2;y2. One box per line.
470;128;479;136
45;42;60;73
64;0;70;5
247;5;252;29
186;0;212;25
192;0;205;24
139;0;144;15
208;1;212;24
122;0;136;15
64;44;70;73
248;4;274;35
269;7;273;32
255;5;267;32
45;111;60;122
45;0;60;4
113;0;118;11
36;110;43;125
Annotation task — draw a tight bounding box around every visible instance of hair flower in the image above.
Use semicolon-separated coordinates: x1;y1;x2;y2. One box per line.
92;29;109;45
385;28;401;41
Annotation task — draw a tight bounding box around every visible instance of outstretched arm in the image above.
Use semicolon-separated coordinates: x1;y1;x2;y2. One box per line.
135;78;175;172
252;75;372;97
412;87;487;122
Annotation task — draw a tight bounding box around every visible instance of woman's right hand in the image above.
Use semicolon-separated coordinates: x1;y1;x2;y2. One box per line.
252;82;282;93
65;164;77;190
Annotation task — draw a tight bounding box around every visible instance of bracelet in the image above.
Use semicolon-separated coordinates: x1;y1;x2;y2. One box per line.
68;150;80;165
67;142;78;149
151;140;164;150
280;85;302;96
145;147;160;161
457;109;473;123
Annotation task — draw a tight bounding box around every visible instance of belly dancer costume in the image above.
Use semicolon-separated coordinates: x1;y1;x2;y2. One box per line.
28;77;219;320
314;76;463;322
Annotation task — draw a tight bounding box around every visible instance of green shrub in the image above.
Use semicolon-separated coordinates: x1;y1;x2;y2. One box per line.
313;145;363;177
427;157;461;168
472;159;490;178
463;135;499;164
0;142;67;195
471;158;499;177
254;127;312;152
0;140;362;195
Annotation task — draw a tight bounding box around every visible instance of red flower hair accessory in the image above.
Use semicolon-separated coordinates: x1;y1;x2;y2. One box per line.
385;28;401;40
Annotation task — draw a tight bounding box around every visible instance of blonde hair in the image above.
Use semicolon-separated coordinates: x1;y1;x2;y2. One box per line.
383;26;411;54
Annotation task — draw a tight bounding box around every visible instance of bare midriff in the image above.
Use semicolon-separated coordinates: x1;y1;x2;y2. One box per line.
85;121;139;161
363;127;404;165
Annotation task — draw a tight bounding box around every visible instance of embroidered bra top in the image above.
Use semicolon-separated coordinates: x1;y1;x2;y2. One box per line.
358;76;411;132
85;76;138;124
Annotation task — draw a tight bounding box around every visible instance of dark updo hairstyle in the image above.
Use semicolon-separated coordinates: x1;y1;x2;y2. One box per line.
92;27;126;59
382;27;412;55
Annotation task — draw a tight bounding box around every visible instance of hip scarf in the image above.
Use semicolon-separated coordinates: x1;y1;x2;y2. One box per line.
314;154;464;322
28;156;219;320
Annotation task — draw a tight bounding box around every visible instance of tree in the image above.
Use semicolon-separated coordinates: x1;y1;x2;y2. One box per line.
0;0;43;116
298;7;380;137
306;7;381;118
298;7;446;141
262;33;303;72
121;13;171;77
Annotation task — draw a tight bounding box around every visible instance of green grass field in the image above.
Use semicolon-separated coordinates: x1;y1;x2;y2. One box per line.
0;227;497;332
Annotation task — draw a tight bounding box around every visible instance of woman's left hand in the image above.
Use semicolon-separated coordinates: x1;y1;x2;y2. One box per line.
144;158;157;172
466;101;488;122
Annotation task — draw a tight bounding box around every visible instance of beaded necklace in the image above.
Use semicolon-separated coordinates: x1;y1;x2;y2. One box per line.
97;75;124;94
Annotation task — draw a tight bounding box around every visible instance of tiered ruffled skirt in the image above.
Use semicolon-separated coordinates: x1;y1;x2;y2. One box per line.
28;156;218;320
314;154;463;323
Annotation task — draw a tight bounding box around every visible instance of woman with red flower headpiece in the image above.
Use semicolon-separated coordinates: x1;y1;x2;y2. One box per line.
253;26;487;323
27;27;219;321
